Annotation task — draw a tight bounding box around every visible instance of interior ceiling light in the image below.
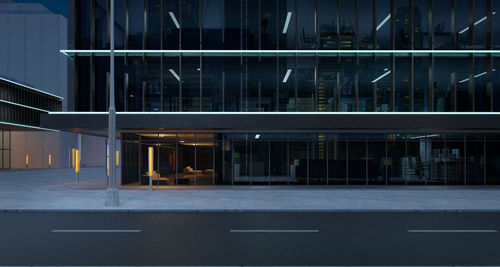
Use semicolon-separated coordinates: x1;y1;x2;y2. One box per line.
169;12;180;29
282;69;292;83
255;134;260;139
371;70;391;83
169;69;180;81
376;14;391;31
459;11;496;34
282;12;293;34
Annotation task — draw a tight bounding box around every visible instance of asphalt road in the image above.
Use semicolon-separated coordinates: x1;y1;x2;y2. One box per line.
0;212;499;266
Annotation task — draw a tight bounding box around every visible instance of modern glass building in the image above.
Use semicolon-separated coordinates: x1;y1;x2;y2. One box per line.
47;0;500;185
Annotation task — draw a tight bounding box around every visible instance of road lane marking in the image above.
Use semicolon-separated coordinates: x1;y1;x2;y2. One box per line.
407;230;497;233
230;230;319;233
51;230;142;233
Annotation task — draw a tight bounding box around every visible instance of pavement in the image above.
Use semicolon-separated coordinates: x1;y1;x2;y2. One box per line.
1;167;500;211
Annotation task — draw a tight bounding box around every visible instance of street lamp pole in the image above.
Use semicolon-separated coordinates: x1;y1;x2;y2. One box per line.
105;0;119;206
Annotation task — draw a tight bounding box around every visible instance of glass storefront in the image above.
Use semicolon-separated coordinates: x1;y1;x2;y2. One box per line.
121;132;500;186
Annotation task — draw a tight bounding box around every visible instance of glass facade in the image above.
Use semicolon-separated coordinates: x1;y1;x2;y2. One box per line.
67;0;500;186
0;77;62;128
71;0;499;112
121;132;500;185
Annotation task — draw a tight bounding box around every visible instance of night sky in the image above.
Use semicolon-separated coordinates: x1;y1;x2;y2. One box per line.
14;0;67;17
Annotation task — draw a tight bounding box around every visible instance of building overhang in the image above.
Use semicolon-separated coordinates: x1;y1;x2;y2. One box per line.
41;112;500;136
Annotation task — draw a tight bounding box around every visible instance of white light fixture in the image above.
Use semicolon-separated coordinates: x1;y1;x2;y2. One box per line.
371;70;391;83
282;69;292;83
459;11;496;34
169;69;180;81
458;69;496;83
376;14;391;31
410;134;439;140
169;12;180;29
282;12;293;34
255;134;260;139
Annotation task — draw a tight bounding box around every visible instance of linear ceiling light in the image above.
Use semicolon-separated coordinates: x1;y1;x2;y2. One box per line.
282;69;292;83
282;12;293;34
371;70;391;83
169;69;180;81
376;14;391;31
459;69;496;83
410;134;439;140
169;12;180;29
459;11;496;34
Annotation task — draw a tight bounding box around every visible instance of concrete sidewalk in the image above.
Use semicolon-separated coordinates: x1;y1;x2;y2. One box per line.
1;167;500;211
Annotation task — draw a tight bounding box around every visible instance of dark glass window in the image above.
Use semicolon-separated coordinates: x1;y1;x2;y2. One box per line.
129;0;144;49
181;0;200;49
146;0;162;49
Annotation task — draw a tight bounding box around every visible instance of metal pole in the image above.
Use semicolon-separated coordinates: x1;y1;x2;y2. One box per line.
106;0;119;206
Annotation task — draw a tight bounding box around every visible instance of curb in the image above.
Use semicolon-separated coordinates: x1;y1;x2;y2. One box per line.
2;209;500;213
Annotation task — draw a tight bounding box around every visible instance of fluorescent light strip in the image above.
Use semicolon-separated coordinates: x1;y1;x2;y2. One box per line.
0;76;64;100
169;69;180;81
474;72;487;78
0;121;60;132
282;12;292;34
376;14;391;31
0;99;49;112
60;49;500;56
49;111;500;115
169;12;180;29
282;69;292;83
459;11;496;34
410;134;439;140
371;70;391;83
459;69;496;83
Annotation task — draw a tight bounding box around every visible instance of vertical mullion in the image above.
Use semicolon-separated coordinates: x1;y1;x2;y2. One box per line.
428;55;434;111
157;133;160;184
195;135;197;185
199;0;203;111
429;0;433;49
346;137;349;185
138;134;142;184
385;137;388;185
276;57;280;112
268;140;271;185
390;0;395;111
143;0;147;51
287;140;290;185
484;135;486;185
451;0;456;46
326;140;329;185
372;0;376;51
315;0;318;49
464;134;467;185
444;137;447;185
315;56;318;111
213;139;215;185
365;137;368;185
405;137;408;185
306;140;309;185
409;55;414;112
176;134;178;184
160;0;164;111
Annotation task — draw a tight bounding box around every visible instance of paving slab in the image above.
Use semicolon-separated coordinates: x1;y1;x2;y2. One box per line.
1;167;500;212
